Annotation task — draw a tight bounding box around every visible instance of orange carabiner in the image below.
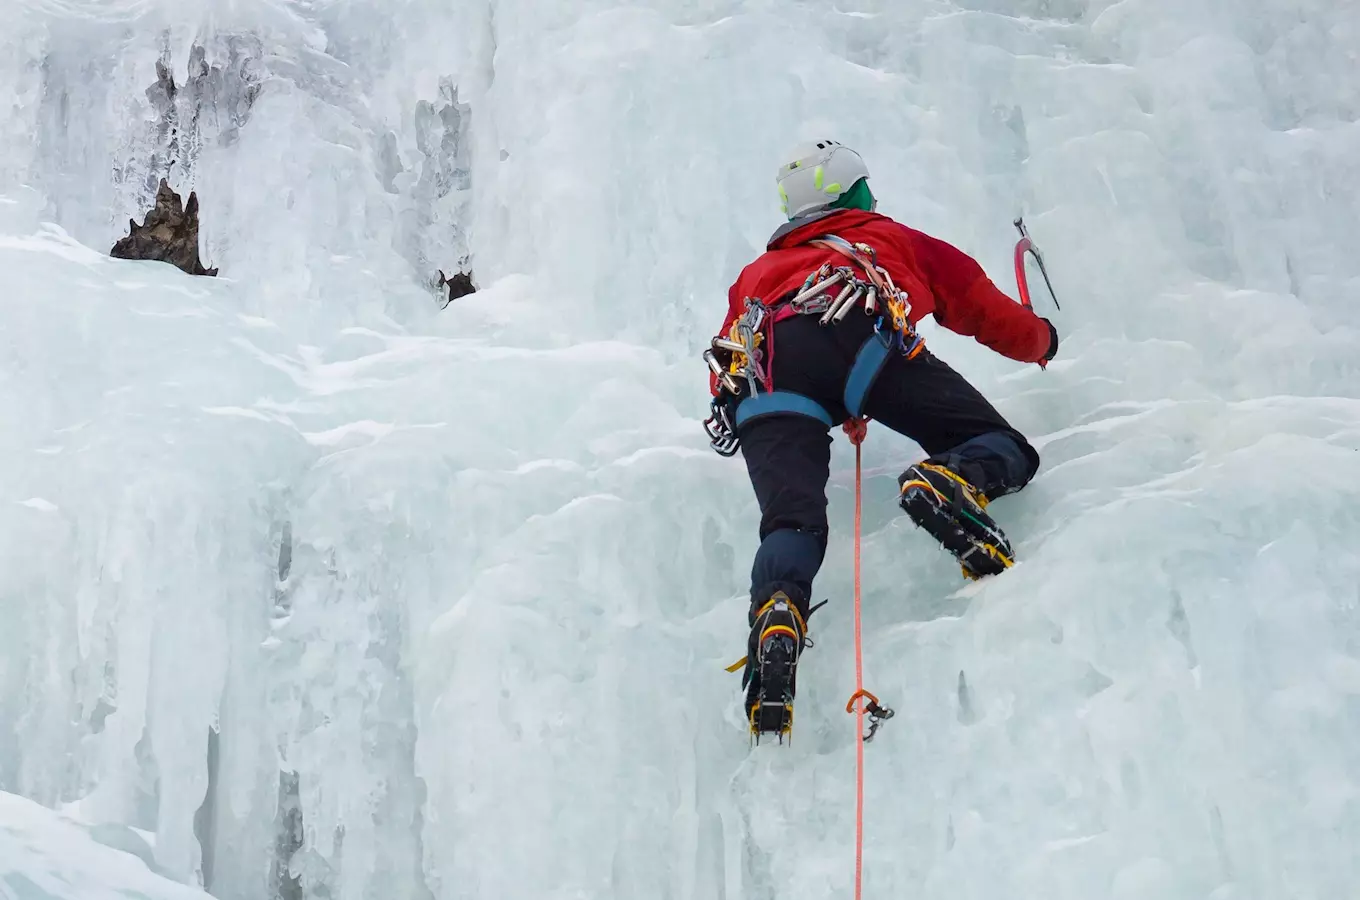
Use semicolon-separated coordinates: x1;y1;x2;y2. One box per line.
845;688;880;715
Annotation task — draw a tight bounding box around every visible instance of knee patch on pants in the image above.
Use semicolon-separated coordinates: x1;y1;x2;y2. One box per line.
937;431;1039;498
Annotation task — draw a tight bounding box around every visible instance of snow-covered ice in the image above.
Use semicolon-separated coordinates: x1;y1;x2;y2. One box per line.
0;790;210;900
1;0;1358;898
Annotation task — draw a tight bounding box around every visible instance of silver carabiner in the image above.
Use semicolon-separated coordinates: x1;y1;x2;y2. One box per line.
703;399;740;456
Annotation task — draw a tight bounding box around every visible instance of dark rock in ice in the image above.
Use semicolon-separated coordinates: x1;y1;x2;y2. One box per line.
111;179;218;277
437;269;476;307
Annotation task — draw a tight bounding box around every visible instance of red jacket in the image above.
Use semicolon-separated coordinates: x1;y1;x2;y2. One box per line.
713;210;1050;392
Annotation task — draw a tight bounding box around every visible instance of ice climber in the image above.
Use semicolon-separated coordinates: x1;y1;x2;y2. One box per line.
703;140;1059;739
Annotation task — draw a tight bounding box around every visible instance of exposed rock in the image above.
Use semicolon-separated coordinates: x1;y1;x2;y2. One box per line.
111;179;218;276
437;269;476;307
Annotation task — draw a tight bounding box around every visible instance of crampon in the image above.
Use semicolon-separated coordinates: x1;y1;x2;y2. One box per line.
728;590;815;743
899;462;1014;579
748;632;798;741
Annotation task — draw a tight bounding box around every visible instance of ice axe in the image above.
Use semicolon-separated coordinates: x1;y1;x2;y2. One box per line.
1012;217;1061;369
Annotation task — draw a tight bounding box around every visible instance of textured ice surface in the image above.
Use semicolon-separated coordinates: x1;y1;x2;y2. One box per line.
2;1;1359;899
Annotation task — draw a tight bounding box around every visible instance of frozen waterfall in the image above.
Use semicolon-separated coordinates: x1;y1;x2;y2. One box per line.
2;1;1358;898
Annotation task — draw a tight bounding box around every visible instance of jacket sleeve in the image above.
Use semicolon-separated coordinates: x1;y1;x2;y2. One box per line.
911;230;1051;364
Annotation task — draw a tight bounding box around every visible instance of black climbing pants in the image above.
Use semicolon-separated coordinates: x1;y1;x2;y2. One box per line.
740;313;1040;602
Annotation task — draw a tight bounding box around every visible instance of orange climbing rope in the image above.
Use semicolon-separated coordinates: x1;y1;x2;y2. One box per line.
842;416;870;899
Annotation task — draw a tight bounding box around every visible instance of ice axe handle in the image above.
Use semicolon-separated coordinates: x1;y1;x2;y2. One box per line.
1012;217;1062;370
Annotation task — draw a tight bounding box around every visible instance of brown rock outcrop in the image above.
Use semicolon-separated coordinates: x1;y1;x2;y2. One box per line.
111;179;218;277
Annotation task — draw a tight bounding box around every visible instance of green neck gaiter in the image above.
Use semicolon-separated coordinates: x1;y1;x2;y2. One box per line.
829;177;876;213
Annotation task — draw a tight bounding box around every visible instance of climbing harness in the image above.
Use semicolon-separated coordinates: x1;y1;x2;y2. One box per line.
702;234;926;457
1012;216;1062;370
843;417;893;900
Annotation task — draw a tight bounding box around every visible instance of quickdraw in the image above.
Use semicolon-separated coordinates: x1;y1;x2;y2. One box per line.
702;233;925;456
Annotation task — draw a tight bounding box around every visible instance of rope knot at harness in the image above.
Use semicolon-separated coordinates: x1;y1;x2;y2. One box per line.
842;416;868;446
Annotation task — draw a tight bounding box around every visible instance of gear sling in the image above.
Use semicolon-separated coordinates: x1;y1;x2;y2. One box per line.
704;233;926;454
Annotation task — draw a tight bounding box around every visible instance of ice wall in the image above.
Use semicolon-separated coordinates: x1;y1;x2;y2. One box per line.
1;1;1358;899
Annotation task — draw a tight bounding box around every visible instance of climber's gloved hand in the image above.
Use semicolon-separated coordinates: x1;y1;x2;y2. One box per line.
1041;318;1059;362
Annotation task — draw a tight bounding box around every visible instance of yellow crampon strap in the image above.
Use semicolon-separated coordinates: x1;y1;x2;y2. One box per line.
907;462;990;509
722;593;810;673
899;477;944;504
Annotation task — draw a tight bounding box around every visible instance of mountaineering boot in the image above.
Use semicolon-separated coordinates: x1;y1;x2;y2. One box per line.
741;584;811;742
899;460;1014;579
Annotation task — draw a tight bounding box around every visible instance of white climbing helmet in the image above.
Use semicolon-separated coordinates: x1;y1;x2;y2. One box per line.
775;140;870;218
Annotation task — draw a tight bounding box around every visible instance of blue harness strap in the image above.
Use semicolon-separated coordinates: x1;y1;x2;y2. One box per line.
843;334;893;419
735;390;833;430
